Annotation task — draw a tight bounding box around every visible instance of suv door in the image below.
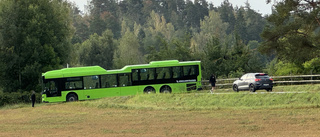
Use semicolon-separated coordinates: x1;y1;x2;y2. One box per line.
245;74;255;89
238;74;248;89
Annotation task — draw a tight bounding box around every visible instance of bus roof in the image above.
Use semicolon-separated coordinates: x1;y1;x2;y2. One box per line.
42;60;201;79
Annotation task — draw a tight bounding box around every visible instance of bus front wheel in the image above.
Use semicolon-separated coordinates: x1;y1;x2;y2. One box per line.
67;93;78;102
160;86;171;93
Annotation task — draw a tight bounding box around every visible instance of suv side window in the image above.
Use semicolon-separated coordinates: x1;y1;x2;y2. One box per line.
240;74;247;80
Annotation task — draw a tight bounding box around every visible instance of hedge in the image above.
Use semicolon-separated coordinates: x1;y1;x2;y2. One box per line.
0;91;42;107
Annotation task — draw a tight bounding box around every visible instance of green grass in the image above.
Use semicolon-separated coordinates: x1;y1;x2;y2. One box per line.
212;84;320;93
2;84;320;110
76;92;320;110
1;84;320;137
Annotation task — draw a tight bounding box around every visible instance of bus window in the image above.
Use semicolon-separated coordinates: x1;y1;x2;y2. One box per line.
172;66;182;79
148;68;155;80
140;68;155;81
156;67;171;80
43;80;60;97
65;77;83;90
84;75;100;89
132;69;139;81
119;73;131;87
183;65;198;77
101;74;117;88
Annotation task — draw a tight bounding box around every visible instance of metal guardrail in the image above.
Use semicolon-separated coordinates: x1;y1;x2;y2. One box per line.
201;74;320;89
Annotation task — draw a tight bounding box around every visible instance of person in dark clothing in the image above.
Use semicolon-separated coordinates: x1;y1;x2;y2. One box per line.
31;90;36;107
209;74;216;93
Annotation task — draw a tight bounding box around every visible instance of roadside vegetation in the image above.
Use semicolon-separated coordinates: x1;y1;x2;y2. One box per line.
1;84;320;136
76;87;320;110
1;84;320;108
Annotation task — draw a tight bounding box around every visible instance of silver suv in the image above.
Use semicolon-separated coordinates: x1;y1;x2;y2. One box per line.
233;73;273;92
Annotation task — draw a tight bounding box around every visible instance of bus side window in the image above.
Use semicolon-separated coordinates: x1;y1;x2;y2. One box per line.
105;82;110;88
173;67;182;79
147;68;155;80
156;67;170;80
132;69;139;81
101;74;118;88
183;66;193;77
119;73;131;87
83;75;100;89
64;77;83;91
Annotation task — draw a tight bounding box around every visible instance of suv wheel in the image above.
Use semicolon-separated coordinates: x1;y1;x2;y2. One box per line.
249;84;256;92
233;85;239;92
266;88;272;92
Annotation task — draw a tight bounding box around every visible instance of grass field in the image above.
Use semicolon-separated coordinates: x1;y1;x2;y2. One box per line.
1;84;320;136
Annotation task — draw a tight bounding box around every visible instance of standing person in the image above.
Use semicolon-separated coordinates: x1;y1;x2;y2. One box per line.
209;74;216;93
31;90;36;107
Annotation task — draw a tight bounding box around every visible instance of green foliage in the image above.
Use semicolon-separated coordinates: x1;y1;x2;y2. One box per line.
260;0;320;65
303;58;320;74
0;91;41;107
69;30;116;69
89;0;120;38
77;91;320;110
0;0;73;92
70;4;90;44
145;33;195;63
0;0;273;92
192;10;228;52
266;59;302;76
217;0;235;35
113;29;143;68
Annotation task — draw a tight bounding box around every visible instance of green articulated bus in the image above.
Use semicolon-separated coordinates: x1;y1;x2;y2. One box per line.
42;60;202;103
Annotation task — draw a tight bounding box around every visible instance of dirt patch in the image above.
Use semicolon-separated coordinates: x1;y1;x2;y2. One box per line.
1;104;320;136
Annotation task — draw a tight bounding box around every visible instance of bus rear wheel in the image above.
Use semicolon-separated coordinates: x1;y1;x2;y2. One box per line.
67;93;78;102
160;86;171;93
144;87;156;94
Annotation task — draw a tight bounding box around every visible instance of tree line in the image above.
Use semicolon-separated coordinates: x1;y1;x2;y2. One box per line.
0;0;319;93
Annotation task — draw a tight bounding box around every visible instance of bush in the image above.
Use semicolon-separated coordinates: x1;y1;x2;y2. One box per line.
0;91;41;107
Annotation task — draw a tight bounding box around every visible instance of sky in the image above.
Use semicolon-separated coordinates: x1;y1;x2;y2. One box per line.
70;0;273;15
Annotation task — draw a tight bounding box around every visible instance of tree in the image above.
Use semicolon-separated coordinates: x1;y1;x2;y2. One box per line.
191;10;228;53
143;11;177;55
88;0;120;37
0;0;73;92
77;30;116;69
183;0;208;29
235;7;247;43
113;29;143;68
70;3;90;44
260;0;320;65
145;32;194;62
244;2;266;42
202;36;223;78
217;0;236;35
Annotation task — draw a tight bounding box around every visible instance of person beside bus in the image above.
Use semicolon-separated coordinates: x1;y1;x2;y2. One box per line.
31;90;36;107
209;74;216;93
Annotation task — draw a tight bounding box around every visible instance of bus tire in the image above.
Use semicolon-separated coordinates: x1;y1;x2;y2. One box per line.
66;93;78;102
144;86;156;94
160;85;171;93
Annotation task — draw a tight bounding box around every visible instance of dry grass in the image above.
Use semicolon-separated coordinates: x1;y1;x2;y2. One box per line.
1;102;320;137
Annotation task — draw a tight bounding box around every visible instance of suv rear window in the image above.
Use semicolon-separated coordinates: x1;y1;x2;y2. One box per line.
255;74;270;79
